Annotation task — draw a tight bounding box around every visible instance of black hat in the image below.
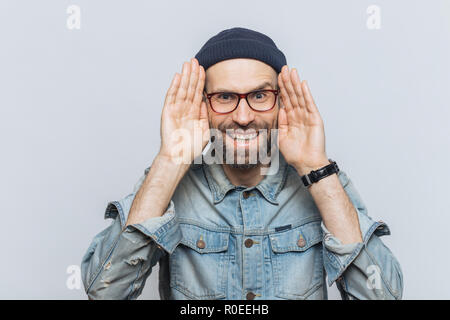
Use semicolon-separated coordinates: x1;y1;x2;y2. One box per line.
195;27;287;74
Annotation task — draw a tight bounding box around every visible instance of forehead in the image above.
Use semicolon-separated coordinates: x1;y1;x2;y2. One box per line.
205;58;277;92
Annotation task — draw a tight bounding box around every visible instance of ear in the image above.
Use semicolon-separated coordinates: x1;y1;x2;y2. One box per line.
277;95;283;108
203;75;208;93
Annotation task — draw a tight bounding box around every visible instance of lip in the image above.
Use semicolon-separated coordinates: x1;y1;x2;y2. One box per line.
224;129;259;149
226;130;258;140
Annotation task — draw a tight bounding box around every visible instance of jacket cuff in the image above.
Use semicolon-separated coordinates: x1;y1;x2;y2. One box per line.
322;208;390;286
123;201;181;255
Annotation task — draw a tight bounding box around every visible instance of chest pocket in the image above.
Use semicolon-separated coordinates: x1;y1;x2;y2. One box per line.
169;223;231;299
269;221;324;299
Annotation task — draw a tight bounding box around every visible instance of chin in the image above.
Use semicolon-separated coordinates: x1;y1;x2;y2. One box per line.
228;163;259;169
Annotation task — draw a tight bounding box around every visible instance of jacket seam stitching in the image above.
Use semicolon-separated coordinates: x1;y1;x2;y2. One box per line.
363;246;400;299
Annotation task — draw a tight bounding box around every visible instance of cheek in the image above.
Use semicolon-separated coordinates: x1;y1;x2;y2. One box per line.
209;114;231;129
208;112;218;128
258;110;278;129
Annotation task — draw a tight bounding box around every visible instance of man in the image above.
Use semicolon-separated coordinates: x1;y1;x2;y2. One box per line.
81;27;403;300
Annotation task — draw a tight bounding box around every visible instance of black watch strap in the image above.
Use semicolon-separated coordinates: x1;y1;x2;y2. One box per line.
301;158;340;188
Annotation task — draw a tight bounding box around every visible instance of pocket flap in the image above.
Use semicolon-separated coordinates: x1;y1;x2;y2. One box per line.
270;221;323;253
179;223;230;253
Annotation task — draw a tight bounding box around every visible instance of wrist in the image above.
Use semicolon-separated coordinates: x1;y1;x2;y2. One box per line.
294;158;330;176
155;152;191;174
125;154;188;227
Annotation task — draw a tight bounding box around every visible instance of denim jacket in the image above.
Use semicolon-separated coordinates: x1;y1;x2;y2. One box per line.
81;155;403;300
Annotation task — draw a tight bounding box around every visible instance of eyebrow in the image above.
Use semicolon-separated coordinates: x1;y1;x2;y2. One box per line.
212;81;276;93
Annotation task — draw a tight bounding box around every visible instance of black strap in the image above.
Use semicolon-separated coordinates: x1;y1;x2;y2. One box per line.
301;158;340;188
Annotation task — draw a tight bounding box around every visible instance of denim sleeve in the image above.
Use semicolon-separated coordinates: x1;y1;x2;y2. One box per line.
80;167;181;300
321;170;404;300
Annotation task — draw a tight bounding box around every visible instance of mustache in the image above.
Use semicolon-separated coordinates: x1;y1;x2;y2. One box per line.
216;122;270;133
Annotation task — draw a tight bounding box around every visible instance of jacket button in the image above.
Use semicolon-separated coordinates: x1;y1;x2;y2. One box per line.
297;235;306;247
243;191;251;199
244;238;253;248
246;292;256;300
196;239;206;249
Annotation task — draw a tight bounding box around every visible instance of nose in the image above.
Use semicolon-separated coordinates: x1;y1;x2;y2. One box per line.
231;98;255;127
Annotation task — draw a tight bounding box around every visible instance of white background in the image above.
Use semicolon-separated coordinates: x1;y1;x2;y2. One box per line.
0;0;449;299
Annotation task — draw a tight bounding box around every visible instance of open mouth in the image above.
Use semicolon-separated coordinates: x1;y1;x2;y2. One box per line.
224;129;259;148
226;130;258;141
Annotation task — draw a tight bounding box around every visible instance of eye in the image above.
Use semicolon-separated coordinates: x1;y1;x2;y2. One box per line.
215;93;237;103
250;91;268;100
218;93;232;100
255;91;267;99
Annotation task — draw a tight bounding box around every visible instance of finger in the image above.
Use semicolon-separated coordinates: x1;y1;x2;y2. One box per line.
193;65;206;108
302;80;319;113
278;106;288;129
175;61;190;102
290;68;307;109
199;100;208;121
278;72;294;111
164;72;181;106
186;58;199;102
281;66;301;109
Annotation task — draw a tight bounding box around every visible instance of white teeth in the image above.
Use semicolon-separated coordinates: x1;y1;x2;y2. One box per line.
227;132;258;140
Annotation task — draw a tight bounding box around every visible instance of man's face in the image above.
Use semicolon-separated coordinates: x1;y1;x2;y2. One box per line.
204;58;280;168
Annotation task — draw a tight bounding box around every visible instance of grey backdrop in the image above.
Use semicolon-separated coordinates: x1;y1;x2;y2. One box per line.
0;0;449;299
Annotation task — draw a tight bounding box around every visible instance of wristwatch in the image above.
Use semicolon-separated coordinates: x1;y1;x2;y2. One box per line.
301;158;340;188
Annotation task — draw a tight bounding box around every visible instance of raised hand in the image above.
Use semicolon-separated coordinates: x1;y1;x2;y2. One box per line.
159;58;210;165
277;65;329;175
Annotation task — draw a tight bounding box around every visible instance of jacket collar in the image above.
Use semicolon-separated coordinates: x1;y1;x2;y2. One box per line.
203;155;288;205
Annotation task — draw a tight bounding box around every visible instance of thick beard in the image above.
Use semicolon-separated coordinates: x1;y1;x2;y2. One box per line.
221;130;272;168
228;163;259;169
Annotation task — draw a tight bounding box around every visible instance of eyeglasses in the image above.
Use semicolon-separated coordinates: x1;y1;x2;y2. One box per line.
204;89;279;114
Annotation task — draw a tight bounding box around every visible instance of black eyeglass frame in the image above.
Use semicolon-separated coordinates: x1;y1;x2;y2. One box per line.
203;89;280;114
